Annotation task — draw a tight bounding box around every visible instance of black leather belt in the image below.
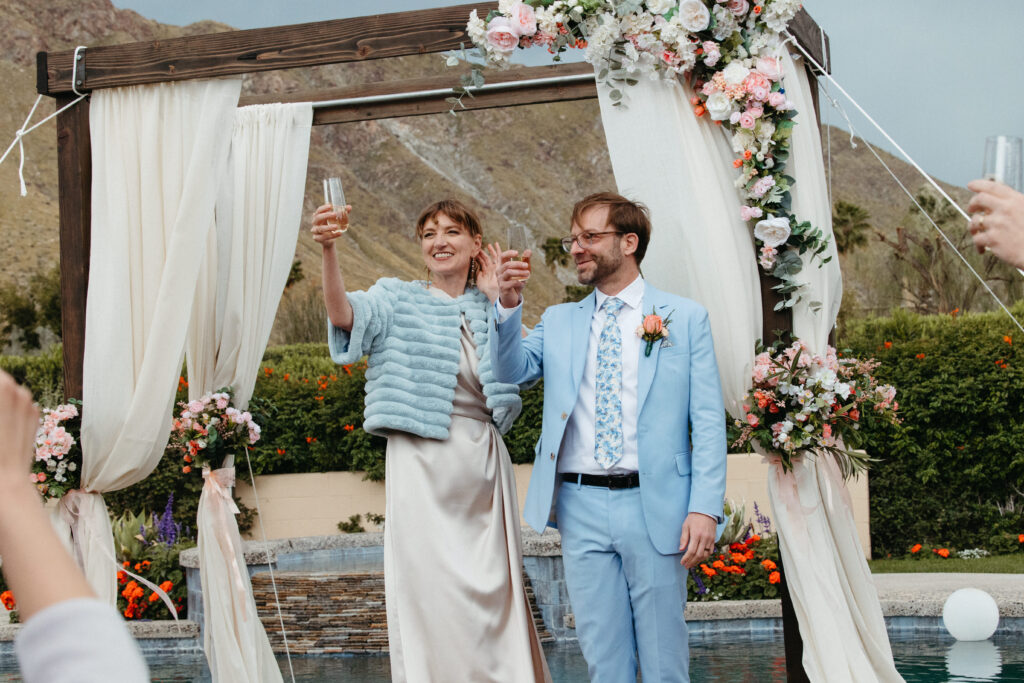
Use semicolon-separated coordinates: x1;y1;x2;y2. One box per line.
560;472;640;489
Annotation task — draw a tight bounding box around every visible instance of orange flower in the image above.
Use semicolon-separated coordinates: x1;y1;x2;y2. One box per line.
712;560;726;570
134;562;142;571
761;559;776;571
123;561;130;568
1018;534;1024;543
768;571;781;584
344;424;355;432
933;548;950;558
694;105;706;117
753;5;762;14
748;534;761;543
730;552;748;564
276;448;286;455
733;159;743;168
915;353;925;360
160;581;174;592
700;564;717;577
183;454;192;463
343;365;353;376
283;373;290;381
330;374;337;381
910;544;922;554
149;593;160;603
117;570;127;584
182;465;192;474
743;150;752;161
690;96;701;106
1;590;15;610
950;307;959;318
1004;335;1012;345
306;436;317;444
884;341;892;349
315;396;325;401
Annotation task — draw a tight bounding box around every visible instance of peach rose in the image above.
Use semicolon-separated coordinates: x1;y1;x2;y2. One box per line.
509;2;537;36
486;17;519;52
755;56;783;81
642;314;664;336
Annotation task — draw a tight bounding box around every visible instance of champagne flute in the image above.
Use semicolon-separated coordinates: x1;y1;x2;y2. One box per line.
323;177;348;233
507;223;531;282
982;136;1022;191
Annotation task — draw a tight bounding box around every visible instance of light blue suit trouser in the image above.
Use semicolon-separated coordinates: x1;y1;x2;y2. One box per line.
557;481;690;683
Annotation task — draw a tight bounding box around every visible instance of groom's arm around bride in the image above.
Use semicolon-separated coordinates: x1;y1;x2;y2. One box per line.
490;192;728;683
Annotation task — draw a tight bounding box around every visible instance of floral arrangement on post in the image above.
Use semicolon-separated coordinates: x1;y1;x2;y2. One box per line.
459;0;829;308
168;390;261;475
731;341;900;478
32;400;82;501
688;502;781;601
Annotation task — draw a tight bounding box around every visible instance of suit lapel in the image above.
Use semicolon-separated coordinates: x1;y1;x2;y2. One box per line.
637;285;672;412
569;292;596;396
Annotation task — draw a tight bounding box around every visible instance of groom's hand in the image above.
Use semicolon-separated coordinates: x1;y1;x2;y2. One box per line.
679;512;717;569
496;248;530;309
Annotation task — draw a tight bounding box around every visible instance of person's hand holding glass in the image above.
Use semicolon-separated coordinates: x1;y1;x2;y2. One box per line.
968;136;1024;270
312;176;351;247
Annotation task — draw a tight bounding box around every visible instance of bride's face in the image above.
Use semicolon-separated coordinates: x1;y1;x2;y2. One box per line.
419;213;481;280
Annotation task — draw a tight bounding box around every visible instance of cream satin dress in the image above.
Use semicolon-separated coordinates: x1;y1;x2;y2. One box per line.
383;290;551;682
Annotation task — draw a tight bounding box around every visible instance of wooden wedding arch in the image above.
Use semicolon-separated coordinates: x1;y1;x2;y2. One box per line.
38;4;830;679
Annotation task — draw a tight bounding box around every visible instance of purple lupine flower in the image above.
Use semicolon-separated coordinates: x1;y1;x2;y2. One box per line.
156;494;178;546
754;501;772;535
689;567;708;595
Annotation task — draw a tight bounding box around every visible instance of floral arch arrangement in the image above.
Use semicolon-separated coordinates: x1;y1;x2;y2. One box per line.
459;0;830;309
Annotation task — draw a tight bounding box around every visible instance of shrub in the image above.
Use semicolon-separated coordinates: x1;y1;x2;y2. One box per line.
841;305;1024;557
0;344;63;403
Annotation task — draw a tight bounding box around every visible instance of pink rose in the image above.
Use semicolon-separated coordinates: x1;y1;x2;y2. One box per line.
746;413;759;426
750;85;769;101
701;81;717;96
726;0;750;16
755;56;783;81
702;41;721;67
486;17;519;52
642;314;664;336
509;2;537;37
187;400;205;414
739;112;756;129
746;105;764;119
743;71;771;94
751;175;776;198
740;205;763;221
768;91;786;108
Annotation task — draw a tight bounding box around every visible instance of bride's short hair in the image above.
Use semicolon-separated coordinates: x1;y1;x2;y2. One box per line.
416;199;483;239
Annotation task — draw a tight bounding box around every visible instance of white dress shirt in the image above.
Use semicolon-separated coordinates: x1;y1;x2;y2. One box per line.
498;275;645;475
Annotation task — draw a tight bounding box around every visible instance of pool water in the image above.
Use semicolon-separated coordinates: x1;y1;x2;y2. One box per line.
147;633;1024;682
3;633;1023;681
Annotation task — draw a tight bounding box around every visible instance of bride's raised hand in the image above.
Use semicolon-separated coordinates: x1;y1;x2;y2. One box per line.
311;203;351;247
475;242;503;303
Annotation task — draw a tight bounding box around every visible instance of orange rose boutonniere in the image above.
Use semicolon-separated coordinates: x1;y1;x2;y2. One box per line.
636;308;674;357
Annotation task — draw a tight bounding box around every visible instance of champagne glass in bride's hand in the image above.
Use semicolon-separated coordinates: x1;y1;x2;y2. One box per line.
982;136;1023;191
322;177;348;233
506;224;531;282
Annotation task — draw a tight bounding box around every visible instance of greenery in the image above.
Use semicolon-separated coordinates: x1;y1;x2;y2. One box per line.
687;532;782;602
112;502;193;620
832;200;872;254
0;265;61;352
0;344;63;405
841;304;1024;557
869;553;1024;574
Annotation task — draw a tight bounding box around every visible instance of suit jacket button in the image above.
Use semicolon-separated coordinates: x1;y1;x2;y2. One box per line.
550;452;556;460
561;412;567;420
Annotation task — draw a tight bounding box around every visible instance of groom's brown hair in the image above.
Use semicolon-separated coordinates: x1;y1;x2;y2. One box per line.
571;192;651;264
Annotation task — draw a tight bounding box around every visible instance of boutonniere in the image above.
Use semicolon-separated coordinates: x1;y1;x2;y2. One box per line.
636;308;674;357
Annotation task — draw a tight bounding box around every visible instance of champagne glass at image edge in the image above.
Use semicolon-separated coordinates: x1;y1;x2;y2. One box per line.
323;177;348;233
507;224;531;282
983;136;1023;191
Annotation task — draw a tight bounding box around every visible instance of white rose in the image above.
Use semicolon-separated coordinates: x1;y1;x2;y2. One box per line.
705;92;733;121
753;215;791;248
721;60;750;85
647;0;676;14
677;0;711;32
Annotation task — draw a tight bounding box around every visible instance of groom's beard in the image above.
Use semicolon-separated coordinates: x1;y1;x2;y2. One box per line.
575;243;624;287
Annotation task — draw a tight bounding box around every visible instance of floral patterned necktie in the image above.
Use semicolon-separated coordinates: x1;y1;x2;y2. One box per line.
594;296;625;469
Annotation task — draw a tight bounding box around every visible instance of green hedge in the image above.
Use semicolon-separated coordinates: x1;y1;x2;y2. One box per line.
840;304;1024;557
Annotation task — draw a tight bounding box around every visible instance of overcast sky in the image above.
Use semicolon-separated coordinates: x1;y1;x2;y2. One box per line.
111;0;1024;188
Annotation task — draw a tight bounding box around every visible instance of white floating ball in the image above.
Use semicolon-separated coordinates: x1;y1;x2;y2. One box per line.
942;588;1000;641
946;640;1002;679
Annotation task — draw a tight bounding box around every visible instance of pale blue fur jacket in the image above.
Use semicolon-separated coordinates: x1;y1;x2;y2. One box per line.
327;277;522;440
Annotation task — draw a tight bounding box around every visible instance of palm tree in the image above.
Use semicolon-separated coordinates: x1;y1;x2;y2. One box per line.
832;200;872;254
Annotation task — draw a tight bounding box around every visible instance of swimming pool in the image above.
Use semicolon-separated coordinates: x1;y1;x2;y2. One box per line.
68;633;1024;681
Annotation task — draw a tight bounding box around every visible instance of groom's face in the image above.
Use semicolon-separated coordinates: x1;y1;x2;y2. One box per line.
571;205;624;287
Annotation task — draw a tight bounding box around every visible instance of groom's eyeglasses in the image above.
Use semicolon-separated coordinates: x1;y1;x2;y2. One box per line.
560;231;623;253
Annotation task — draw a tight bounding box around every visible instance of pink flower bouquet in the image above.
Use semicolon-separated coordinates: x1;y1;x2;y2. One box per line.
732;341;900;478
167;390;261;476
32;400;82;501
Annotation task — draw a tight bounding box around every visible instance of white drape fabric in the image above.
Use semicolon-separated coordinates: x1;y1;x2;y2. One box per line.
595;76;762;418
188;102;312;683
766;55;901;683
76;78;242;604
596;54;900;682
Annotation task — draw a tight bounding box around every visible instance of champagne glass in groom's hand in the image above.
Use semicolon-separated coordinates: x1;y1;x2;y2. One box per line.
506;224;531;282
983;136;1022;191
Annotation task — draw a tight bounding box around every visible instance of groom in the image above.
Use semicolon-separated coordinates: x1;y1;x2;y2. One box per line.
492;192;727;682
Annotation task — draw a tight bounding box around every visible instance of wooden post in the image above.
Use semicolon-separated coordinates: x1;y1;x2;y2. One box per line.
55;94;91;400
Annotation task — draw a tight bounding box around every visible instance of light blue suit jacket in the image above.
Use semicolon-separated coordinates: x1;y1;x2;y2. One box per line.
491;282;727;555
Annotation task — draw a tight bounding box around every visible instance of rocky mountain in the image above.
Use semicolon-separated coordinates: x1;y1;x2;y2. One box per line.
0;0;986;345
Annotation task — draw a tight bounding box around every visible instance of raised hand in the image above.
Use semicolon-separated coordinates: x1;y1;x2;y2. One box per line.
496;248;531;309
475;242;502;303
311;203;351;247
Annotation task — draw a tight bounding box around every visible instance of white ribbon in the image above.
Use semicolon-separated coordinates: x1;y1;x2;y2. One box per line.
201;465;249;598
